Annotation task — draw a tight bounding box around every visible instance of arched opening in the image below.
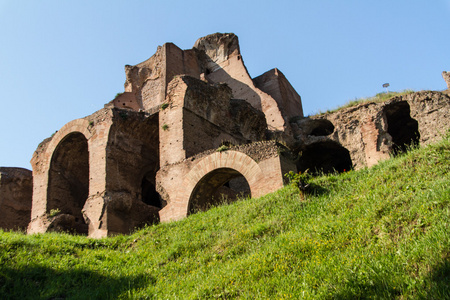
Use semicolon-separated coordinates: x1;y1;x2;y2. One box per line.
294;118;335;136
383;101;420;154
309;119;335;136
47;132;89;234
188;168;251;214
297;141;352;175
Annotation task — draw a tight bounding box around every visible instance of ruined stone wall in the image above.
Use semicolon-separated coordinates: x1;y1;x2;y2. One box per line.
156;140;278;214
291;90;450;171
124;47;165;109
253;68;303;119
123;43;202;112
104;110;161;234
406;91;450;145
111;92;142;110
182;109;244;158
124;33;302;137
164;44;201;87
0;167;32;231
159;75;267;165
312;103;388;170
28;109;113;237
194;33;295;132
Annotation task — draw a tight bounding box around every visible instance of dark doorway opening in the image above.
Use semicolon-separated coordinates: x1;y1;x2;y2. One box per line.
297;141;352;175
309;119;335;136
188;168;250;214
384;101;420;154
141;173;164;209
47;132;89;234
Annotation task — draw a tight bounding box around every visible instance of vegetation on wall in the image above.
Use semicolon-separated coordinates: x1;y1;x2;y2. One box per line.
160;103;169;110
1;134;449;299
316;89;415;115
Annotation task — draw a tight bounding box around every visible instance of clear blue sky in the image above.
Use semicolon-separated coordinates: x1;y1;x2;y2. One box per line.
1;1;449;169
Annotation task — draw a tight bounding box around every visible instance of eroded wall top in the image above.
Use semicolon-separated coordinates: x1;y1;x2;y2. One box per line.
442;71;450;90
120;33;303;133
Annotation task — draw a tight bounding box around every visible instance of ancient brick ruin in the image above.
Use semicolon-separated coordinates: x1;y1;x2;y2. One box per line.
1;33;449;237
0;168;32;231
292;90;450;172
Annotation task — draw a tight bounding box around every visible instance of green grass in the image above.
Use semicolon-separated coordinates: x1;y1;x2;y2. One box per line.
316;89;415;115
1;136;450;299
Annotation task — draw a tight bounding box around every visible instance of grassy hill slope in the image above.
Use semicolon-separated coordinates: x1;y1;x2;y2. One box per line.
1;136;449;299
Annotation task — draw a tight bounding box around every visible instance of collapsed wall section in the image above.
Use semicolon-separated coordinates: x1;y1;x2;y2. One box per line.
104;110;161;235
123;33;303;139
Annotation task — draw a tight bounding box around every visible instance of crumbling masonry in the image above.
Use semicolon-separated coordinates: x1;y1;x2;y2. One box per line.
1;33;450;237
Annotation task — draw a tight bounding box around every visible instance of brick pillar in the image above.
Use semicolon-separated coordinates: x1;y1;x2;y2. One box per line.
82;119;111;238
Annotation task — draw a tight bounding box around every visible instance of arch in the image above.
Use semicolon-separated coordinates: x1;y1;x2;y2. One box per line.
308;119;335;136
383;101;420;154
297;141;352;175
28;118;98;235
47;132;89;234
294;118;334;137
174;151;264;217
188;168;250;213
46;118;93;154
